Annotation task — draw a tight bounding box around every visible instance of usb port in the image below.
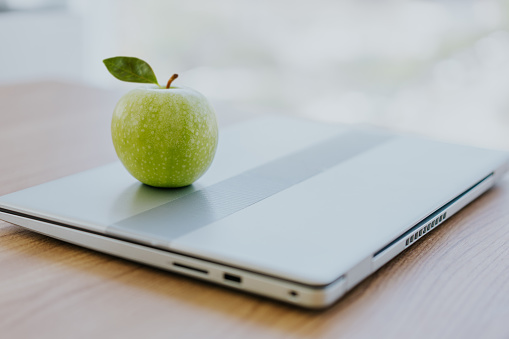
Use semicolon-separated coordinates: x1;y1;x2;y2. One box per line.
224;273;242;283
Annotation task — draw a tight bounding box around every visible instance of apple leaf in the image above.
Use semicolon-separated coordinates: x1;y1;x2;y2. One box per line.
103;56;160;86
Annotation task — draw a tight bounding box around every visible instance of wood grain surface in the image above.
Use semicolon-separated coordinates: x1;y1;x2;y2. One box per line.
0;82;508;339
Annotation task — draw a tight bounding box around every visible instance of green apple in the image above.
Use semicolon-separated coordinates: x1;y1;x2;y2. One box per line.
104;57;218;187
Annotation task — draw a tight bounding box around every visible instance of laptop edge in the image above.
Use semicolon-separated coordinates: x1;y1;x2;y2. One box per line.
0;163;505;308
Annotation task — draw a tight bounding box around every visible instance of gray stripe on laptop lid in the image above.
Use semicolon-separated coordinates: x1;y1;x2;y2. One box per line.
107;129;394;246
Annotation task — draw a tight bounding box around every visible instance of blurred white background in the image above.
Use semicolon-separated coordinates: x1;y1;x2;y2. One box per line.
1;0;509;148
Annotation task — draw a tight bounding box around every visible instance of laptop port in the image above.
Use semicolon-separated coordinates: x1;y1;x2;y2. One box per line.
172;262;208;275
224;273;242;283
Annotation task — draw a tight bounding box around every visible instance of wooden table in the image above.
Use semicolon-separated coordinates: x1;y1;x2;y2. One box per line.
1;82;508;339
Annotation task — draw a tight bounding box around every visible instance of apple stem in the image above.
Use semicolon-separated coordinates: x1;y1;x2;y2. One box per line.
166;74;179;89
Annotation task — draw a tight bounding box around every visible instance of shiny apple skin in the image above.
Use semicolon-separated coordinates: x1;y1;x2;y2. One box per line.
111;85;218;187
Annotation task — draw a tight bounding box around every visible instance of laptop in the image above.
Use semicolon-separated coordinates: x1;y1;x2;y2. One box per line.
0;116;507;308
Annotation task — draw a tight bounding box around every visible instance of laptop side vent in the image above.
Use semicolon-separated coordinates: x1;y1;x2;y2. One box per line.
405;212;447;247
